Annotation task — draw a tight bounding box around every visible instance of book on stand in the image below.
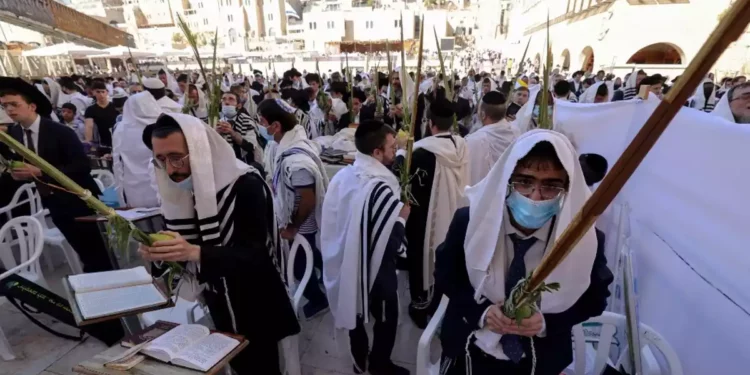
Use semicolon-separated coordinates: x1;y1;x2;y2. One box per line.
63;266;173;325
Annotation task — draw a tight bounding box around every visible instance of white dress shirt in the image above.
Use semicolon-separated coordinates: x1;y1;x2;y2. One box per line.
476;212;550;360
21;114;41;152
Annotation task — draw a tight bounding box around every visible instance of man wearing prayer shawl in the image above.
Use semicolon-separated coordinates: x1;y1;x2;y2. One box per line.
179;83;208;122
321;120;411;375
466;92;519;186
143;77;183;113
612;69;646;102
139;113;299;374
216;91;265;169
257;98;331;319
396;98;469;328
712;81;750;124
689;79;718;113
434;130;613;374
112;92;161;208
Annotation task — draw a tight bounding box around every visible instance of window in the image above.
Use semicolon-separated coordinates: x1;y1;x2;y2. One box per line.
198;2;203;8
309;21;317;30
327;21;334;29
365;20;373;29
228;0;232;5
268;13;273;20
394;19;400;28
203;18;208;25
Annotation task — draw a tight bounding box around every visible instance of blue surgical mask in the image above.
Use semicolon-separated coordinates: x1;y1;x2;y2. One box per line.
258;125;275;142
170;175;193;192
506;190;562;229
221;105;237;118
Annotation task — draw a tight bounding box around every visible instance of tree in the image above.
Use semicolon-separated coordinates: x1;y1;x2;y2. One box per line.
172;33;186;46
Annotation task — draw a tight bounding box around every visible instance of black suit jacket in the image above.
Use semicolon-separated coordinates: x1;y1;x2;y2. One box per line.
436;207;613;374
1;117;100;210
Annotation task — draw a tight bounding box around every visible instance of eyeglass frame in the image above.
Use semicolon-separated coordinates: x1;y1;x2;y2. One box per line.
152;153;190;170
508;181;566;200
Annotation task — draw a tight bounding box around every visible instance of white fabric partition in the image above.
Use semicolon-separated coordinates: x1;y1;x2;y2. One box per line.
555;100;750;375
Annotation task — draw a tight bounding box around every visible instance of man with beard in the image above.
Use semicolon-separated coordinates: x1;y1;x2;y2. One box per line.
139;113;299;374
712;82;750;124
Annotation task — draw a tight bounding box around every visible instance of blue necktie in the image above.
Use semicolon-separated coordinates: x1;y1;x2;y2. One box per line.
500;234;537;363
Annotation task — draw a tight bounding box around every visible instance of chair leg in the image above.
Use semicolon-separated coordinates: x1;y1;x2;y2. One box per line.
0;326;16;361
41;249;55;273
61;242;83;275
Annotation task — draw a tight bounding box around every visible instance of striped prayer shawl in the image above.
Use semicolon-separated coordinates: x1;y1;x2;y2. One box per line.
164;178;240;247
622;87;637;101
294;109;317;140
223;110;257;144
358;181;401;321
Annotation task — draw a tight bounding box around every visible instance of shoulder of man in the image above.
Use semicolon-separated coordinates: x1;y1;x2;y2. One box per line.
40;117;79;138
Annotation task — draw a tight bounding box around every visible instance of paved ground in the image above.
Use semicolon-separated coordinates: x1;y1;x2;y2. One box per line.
0;262;429;375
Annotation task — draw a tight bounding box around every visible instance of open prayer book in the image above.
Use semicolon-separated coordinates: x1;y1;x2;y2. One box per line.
66;266;169;322
141;324;241;372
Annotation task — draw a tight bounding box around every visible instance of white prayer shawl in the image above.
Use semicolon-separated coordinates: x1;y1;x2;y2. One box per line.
271;125;330;246
157;96;183;113
179;89;208;120
413;134;469;289
154;114;258;301
464;129;597;350
330;98;348;121
42;78;61;108
712;92;734;123
321;152;403;330
465;119;519;186
511;85;542;134
579;81;613;103
112;92;162;208
163;65;182;96
690;79;717;112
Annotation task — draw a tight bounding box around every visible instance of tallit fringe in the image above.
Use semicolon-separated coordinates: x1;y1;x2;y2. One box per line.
222;277;238;334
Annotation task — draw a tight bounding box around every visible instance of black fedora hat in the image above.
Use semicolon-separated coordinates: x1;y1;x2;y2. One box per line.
0;77;53;117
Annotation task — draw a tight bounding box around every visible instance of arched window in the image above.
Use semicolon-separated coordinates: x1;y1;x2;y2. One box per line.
580;46;594;72
627;43;684;64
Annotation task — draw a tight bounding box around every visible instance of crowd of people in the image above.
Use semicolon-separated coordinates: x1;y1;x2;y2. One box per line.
0;59;747;375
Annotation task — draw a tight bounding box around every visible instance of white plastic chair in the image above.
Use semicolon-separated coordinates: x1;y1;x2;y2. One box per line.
279;234;314;375
416;295;449;375
91;169;115;188
0;216;45;361
570;311;683;375
93;178;105;192
0;183;55;273
417;302;683;375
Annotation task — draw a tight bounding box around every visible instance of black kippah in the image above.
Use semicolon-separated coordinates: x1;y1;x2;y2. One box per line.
429;98;455;118
482;91;505;105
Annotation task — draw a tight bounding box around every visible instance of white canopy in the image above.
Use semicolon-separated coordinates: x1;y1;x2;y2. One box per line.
88;45;156;59
22;43;102;57
197;47;243;59
151;46;192;57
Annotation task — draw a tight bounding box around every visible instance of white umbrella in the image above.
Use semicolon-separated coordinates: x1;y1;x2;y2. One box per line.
87;45;156;59
22;43;102;58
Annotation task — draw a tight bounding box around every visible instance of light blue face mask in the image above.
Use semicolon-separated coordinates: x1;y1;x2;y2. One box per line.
258;125;275;142
506;190;562;229
221;105;237;118
170;175;193;192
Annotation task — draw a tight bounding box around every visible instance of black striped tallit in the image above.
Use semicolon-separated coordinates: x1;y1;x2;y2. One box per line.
622;87;637;101
358;181;401;318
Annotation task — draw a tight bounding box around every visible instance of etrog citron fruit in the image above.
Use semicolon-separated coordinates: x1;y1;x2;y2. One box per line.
149;233;174;243
9;161;25;169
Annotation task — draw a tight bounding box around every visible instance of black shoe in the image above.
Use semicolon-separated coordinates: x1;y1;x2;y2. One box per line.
369;360;410;375
303;299;329;320
408;304;430;329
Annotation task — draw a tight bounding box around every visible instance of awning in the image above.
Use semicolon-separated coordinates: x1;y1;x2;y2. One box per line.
21;43;102;57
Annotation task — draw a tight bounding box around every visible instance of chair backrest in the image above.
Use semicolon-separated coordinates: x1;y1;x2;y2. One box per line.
286;234;314;316
0;183;42;221
571;311;683;375
0;216;45;282
91;169;115;188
